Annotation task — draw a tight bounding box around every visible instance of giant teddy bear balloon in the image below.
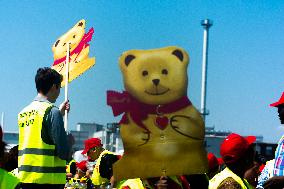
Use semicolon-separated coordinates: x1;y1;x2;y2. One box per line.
107;46;208;180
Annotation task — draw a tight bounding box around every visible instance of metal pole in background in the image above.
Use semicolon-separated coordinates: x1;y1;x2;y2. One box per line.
1;112;4;131
200;19;213;125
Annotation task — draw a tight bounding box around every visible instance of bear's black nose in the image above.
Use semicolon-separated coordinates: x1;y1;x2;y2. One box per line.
152;79;160;86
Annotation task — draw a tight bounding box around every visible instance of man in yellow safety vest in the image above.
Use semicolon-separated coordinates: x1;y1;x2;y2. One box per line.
18;67;74;189
81;137;115;187
209;133;256;189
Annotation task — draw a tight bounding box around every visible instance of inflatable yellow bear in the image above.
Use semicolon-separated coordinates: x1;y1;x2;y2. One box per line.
107;46;208;181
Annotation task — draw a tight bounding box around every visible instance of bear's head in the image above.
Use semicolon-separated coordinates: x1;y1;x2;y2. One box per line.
52;19;86;60
119;46;189;105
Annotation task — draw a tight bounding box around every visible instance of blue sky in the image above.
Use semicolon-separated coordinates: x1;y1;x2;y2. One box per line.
0;1;283;142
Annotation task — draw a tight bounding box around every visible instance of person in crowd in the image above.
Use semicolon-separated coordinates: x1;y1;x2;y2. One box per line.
66;159;77;179
99;153;189;189
2;145;20;178
94;152;144;189
18;67;74;189
244;161;261;188
207;152;222;179
4;145;18;172
243;152;264;188
271;92;284;175
0;126;20;189
259;92;284;189
209;133;256;189
74;160;93;189
74;160;88;179
81;137;115;187
257;159;275;189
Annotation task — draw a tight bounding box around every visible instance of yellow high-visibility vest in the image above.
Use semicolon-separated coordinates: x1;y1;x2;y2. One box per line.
66;159;76;174
0;168;20;189
91;150;114;185
209;167;253;189
18;101;66;184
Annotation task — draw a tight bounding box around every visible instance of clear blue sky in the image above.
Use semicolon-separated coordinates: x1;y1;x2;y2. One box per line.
0;1;283;143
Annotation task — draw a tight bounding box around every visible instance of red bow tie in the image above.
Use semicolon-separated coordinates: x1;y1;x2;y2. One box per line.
107;90;192;131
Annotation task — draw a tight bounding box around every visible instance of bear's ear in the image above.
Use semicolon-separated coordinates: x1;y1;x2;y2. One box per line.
172;49;184;62
78;21;84;27
124;55;136;66
54;39;60;47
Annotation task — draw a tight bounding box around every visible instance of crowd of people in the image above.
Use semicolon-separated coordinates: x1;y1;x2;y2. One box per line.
0;67;284;189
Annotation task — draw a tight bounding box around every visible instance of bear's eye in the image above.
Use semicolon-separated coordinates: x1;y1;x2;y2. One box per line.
142;70;148;76
162;69;168;75
73;35;76;38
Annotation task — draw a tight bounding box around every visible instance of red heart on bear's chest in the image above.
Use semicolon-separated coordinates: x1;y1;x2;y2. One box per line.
155;116;169;130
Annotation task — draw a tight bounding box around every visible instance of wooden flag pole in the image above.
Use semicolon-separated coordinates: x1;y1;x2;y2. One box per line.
64;42;70;131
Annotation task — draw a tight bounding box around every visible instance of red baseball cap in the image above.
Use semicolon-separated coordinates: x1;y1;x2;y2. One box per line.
81;138;103;154
270;92;284;107
207;153;219;170
220;133;256;164
76;160;87;172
